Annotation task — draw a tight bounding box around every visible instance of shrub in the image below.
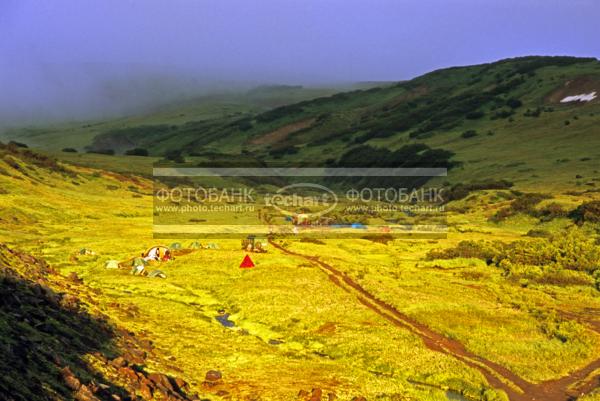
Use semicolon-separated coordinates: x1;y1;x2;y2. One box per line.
62;148;77;153
524;108;541;117
491;109;514;120
432;228;600;275
268;145;299;158
361;234;394;245
336;144;454;169
537;202;567;221
235;118;253;131
87;149;115;155
549;229;600;273
255;104;304;123
164;149;185;163
444;180;513;203
1;146;74;176
461;130;478;139
426;240;499;263
506;98;523;109
8;141;28;148
526;229;551;238
465;111;485;120
511;193;551;212
490;192;550;222
569;200;600;224
125;148;149;156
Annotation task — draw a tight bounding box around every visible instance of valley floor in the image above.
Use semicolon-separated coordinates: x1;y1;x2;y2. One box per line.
1;150;599;401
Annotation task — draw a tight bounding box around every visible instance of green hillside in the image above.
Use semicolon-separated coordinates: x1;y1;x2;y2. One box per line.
0;84;345;152
5;56;598;190
232;56;600;190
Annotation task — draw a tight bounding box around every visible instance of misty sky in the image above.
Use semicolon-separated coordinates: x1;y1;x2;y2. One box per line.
1;0;599;124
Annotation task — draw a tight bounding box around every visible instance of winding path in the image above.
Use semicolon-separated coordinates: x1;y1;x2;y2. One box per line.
269;240;600;401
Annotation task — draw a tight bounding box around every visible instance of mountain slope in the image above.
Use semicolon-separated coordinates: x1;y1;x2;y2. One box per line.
60;56;600;190
3;56;599;190
0;244;200;401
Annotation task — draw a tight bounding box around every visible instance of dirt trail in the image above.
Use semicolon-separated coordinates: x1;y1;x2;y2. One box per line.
269;240;600;401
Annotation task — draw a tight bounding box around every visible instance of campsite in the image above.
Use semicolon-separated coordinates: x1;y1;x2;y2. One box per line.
1;130;600;400
1;2;600;401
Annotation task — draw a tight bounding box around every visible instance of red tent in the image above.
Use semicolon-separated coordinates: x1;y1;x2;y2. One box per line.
239;254;255;268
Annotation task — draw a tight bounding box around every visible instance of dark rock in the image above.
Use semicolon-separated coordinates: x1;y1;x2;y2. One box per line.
60;294;80;310
173;377;188;392
309;388;322;401
110;356;128;368
74;384;100;401
139;382;153;399
327;393;337;401
60;366;81;391
123;349;146;364
118;367;139;383
205;370;222;382
147;373;174;392
67;272;83;284
92;352;107;364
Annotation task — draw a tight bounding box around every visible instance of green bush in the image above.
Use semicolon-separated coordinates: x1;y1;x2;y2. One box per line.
428;228;600;286
426;240;498;263
569;200;600;224
465;111;485;120
537;202;567;221
461;130;478;139
164;149;184;163
524;108;542;117
490;193;551;222
87;149;115;155
124;148;149;156
444;180;513;202
8;141;28;148
506;98;523;109
491;109;514;120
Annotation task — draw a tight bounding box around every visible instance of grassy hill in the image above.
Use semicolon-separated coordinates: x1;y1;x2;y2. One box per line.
233;56;600;190
0;84;346;152
5;56;599;190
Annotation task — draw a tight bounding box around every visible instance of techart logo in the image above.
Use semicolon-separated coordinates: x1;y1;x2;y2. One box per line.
265;183;338;218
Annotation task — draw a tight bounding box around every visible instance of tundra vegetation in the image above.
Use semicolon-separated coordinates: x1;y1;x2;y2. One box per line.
1;57;600;401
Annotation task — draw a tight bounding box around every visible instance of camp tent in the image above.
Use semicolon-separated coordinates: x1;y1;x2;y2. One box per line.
169;242;182;250
205;242;219;249
292;214;310;225
131;265;145;275
189;241;202;249
143;246;171;261
241;236;267;253
79;248;95;255
131;257;147;266
104;260;119;269
148;270;167;278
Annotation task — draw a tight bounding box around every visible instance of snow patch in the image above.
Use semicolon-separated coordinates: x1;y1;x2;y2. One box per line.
560;92;597;103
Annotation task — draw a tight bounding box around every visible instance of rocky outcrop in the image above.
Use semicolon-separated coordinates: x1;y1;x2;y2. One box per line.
0;243;197;401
